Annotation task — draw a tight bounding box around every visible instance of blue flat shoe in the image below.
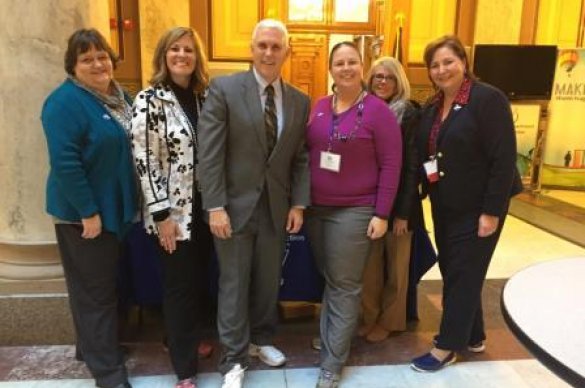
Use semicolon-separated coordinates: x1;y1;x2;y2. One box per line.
410;351;456;372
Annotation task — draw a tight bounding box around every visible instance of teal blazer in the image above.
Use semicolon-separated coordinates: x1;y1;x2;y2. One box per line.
41;79;137;238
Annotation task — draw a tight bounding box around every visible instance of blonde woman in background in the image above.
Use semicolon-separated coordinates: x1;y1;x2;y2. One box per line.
358;56;424;343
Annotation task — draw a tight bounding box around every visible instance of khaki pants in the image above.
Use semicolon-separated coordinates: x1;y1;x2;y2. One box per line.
361;231;412;332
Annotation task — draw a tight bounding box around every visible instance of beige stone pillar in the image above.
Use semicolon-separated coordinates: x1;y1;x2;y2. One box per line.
0;0;109;282
138;0;190;87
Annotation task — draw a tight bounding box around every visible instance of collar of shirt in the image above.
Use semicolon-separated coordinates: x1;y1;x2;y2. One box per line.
430;77;472;107
252;67;282;95
253;67;284;136
427;78;472;157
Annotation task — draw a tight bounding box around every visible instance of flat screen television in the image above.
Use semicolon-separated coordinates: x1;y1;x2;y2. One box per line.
472;44;557;100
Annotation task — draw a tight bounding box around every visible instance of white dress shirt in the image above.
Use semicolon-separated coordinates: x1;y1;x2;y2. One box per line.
253;67;284;138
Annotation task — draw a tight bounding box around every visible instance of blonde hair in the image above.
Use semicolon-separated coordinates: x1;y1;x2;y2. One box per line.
366;56;411;101
150;27;209;94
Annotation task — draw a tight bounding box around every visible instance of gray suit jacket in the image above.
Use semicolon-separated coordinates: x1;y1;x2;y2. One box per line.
198;70;311;232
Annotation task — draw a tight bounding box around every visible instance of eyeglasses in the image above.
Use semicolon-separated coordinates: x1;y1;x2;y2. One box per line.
373;74;396;82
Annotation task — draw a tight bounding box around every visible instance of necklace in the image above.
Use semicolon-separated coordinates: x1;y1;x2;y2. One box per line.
332;89;364;114
330;90;366;145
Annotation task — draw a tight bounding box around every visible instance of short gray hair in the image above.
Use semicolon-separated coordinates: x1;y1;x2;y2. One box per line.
251;19;289;48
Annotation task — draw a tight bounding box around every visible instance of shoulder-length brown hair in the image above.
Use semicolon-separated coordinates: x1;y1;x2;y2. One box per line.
150;27;209;94
423;35;475;83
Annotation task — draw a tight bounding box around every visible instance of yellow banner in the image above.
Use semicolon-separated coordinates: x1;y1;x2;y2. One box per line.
542;48;585;188
511;104;540;179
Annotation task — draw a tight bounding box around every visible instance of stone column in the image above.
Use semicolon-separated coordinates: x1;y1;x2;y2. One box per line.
138;0;190;87
0;0;109;283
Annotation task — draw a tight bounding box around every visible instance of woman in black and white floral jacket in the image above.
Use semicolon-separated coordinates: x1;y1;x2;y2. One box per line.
130;26;211;388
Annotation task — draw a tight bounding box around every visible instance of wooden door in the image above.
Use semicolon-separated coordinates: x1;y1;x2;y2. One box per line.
110;0;142;96
263;0;379;102
282;34;329;103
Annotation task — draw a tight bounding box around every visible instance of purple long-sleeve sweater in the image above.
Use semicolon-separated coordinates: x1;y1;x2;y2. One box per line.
307;94;402;217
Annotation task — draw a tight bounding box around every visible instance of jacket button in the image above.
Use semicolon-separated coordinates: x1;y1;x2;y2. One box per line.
437;152;443;158
439;171;445;177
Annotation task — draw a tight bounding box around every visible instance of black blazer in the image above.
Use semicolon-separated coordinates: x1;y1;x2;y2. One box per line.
417;82;522;219
390;100;424;230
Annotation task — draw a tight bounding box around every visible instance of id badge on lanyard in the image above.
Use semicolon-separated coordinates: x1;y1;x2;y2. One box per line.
426;104;444;183
424;157;439;183
320;151;341;172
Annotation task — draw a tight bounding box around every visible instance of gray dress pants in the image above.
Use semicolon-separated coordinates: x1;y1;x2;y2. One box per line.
306;206;374;374
214;192;286;375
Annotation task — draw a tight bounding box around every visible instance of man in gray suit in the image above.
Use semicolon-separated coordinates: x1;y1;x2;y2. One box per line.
198;19;310;388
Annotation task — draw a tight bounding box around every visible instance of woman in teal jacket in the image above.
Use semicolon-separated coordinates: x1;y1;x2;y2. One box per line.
41;29;136;388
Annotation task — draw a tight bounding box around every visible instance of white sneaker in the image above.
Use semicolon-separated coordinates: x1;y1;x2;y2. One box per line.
311;337;321;351
221;363;245;388
468;341;486;353
248;343;287;367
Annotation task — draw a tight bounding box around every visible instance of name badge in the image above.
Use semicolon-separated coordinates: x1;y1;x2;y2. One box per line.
320;151;341;172
423;158;439;183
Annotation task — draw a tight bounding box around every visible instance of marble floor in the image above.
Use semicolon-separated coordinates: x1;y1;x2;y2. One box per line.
1;199;584;387
0;360;570;387
423;199;585;281
540;189;585;209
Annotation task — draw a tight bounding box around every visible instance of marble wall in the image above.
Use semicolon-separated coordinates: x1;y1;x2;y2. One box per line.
0;0;109;280
0;0;109;243
138;0;190;87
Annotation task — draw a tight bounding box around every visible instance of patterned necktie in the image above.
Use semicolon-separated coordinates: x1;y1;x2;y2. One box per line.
264;84;277;155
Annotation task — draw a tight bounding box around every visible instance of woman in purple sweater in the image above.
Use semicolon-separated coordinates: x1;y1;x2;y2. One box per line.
306;41;402;388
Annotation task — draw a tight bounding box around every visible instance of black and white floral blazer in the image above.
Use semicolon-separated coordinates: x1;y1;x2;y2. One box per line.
130;84;203;240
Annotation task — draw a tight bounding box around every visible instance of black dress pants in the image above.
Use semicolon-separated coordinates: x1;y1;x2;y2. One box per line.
55;224;127;388
157;194;213;380
431;209;508;351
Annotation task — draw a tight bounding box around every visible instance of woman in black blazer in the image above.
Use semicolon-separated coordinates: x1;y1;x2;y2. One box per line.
410;36;522;372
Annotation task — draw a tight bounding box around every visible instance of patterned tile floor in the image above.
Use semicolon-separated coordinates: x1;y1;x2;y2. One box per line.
1;195;584;387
